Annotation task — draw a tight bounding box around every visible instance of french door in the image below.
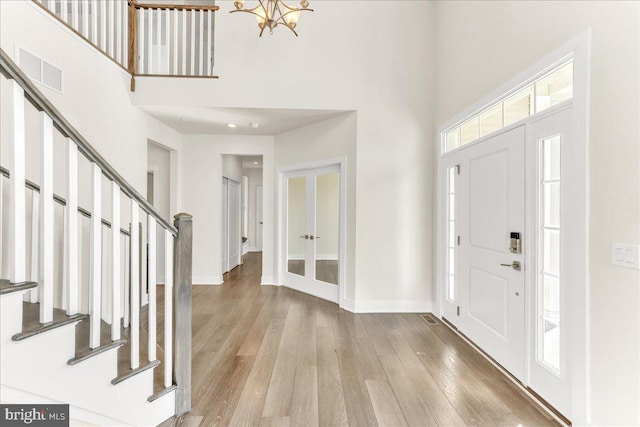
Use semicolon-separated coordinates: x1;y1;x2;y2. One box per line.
284;165;341;303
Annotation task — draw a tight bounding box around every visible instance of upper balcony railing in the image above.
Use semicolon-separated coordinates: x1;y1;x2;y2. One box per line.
33;0;218;90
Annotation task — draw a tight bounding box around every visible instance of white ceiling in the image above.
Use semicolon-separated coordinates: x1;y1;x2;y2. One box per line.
139;106;349;135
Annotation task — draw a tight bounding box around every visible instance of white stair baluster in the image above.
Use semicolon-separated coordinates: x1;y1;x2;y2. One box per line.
148;9;154;74
89;163;102;348
116;0;122;66
111;182;121;340
172;9;178;74
207;10;212;75
122;0;128;69
71;0;79;31
181;10;187;75
100;0;107;51
190;10;195;75
91;0;98;44
82;0;89;38
9;81;26;286
123;232;130;328
199;11;204;75
0;178;3;278
39;113;54;324
164;228;173;387
130;200;140;369
61;0;68;23
147;216;157;361
66;139;79;315
156;8;162;73
138;8;145;74
29;192;39;304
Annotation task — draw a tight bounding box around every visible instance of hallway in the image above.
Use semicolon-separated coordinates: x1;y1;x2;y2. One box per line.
162;253;558;426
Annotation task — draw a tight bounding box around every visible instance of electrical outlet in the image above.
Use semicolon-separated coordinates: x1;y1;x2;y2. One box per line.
612;243;640;270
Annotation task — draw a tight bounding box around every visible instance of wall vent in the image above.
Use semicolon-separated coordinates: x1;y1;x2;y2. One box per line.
17;47;63;93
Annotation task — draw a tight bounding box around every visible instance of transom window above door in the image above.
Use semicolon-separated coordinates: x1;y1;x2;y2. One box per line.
443;60;573;153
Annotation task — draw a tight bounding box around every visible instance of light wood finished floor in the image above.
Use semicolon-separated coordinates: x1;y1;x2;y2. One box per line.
160;253;558;427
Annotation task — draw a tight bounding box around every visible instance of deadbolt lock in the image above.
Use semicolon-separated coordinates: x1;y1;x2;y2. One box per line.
510;232;522;254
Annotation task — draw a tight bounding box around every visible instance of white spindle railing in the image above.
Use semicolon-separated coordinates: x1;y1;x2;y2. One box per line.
135;5;216;77
1;49;191;409
35;0;129;71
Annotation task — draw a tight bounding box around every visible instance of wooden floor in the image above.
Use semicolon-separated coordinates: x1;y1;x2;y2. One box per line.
161;253;558;427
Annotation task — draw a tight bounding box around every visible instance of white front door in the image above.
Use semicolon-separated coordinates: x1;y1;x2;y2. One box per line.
459;126;526;380
284;166;341;303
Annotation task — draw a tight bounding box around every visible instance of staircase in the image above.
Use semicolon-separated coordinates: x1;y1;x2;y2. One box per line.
0;48;193;426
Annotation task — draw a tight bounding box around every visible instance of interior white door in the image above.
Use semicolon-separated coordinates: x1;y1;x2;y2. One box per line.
221;178;228;273
459;126;526;380
284;166;341;303
528;107;572;418
256;186;263;251
227;179;241;270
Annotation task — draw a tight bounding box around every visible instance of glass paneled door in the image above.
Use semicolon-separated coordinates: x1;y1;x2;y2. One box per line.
285;165;341;303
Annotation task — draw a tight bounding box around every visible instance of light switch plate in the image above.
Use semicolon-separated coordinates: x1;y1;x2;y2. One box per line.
612;243;640;270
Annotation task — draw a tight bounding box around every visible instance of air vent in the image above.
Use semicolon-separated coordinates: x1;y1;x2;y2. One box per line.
421;314;439;325
18;47;63;92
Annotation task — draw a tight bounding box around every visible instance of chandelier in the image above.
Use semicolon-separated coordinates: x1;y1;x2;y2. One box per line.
230;0;313;37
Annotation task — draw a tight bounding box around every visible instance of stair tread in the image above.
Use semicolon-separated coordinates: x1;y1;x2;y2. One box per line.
148;384;177;402
68;339;126;365
0;280;38;295
13;312;88;341
111;359;160;385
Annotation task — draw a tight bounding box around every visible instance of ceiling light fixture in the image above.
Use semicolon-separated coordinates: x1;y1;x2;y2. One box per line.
253;161;259;165
249;122;260;128
231;0;313;37
227;123;237;128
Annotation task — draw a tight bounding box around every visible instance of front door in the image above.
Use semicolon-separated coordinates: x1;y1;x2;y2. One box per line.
458;126;526;380
284;166;341;303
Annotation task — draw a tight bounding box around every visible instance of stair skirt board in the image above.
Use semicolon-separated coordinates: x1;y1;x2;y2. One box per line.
1;383;176;427
1;292;175;426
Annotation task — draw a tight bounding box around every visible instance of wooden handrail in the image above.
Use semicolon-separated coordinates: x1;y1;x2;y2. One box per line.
130;0;219;12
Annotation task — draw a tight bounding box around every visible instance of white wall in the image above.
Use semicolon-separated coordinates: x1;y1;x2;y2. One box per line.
241;167;263;250
222;154;243;182
134;1;436;311
433;1;640;424
275;113;358;303
181;136;275;285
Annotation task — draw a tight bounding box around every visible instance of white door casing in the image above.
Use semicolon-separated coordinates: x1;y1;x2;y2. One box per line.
459;126;526;381
256;185;263;251
227;179;241;271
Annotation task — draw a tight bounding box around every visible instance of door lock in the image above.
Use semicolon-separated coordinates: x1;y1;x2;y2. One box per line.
500;261;521;271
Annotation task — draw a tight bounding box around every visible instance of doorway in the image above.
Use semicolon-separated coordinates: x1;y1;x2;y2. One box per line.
222;177;241;274
278;160;345;304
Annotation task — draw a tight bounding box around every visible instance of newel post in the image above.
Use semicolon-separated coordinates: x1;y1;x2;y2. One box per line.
173;213;193;415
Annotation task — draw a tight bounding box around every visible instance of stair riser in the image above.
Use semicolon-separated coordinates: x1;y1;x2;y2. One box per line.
0;292;28;337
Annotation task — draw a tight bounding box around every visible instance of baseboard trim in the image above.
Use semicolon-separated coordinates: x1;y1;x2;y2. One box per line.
248;247;260;252
353;299;431;313
341;298;356;313
260;276;276;285
192;275;223;285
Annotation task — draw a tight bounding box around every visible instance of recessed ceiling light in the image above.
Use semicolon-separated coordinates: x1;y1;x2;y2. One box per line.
253;161;259;165
227;123;237;128
179;118;190;122
249;122;260;128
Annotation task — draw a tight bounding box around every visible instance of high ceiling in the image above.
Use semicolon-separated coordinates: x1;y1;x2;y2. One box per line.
139;106;349;136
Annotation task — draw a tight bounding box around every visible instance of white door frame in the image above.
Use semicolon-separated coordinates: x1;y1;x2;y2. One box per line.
256;185;263;251
435;30;590;425
276;156;347;308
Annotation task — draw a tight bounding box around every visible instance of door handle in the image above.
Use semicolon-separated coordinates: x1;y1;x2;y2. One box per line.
500;261;521;271
315;236;321;239
309;235;314;240
299;235;309;240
